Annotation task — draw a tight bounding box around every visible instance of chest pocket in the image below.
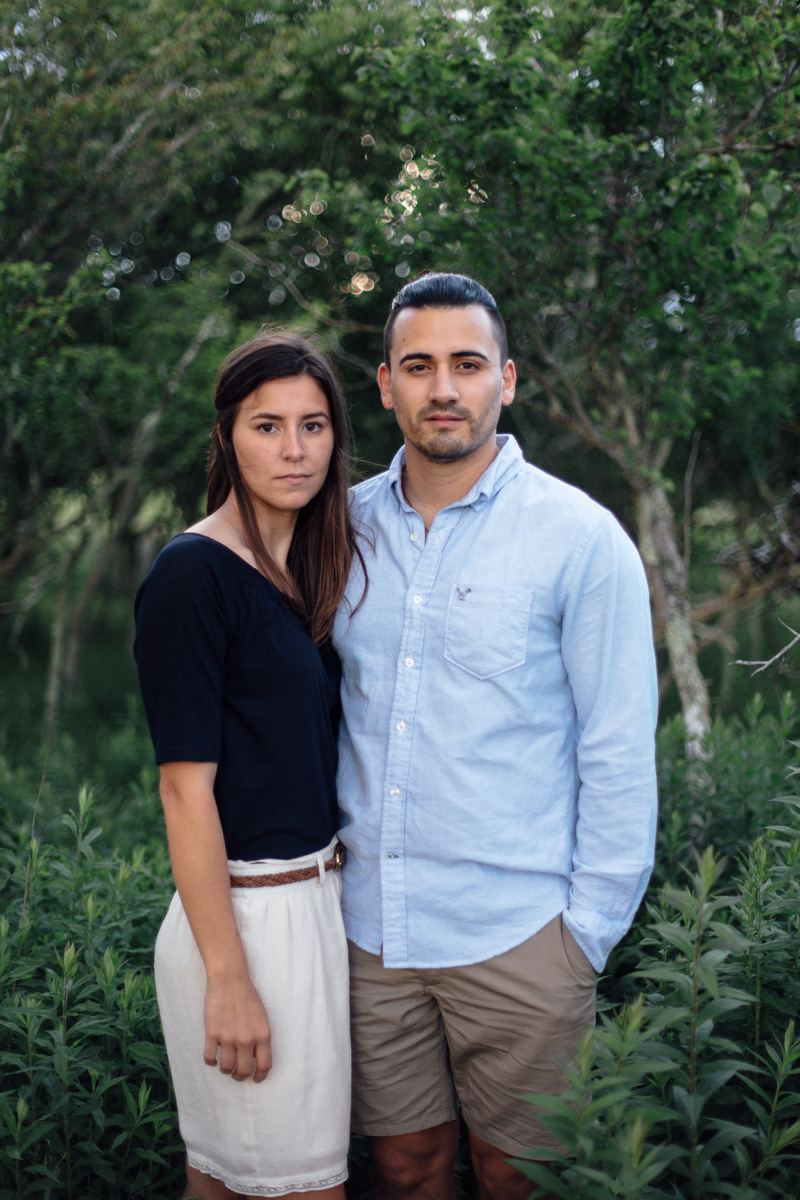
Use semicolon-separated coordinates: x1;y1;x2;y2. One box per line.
444;584;533;680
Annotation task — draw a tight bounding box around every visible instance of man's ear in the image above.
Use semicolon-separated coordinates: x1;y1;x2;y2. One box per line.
377;363;394;410
501;359;517;408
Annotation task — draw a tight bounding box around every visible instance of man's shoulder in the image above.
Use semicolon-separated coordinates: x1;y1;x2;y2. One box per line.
512;460;615;528
349;468;392;510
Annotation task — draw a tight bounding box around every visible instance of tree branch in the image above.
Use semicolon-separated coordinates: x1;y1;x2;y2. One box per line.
734;623;800;676
325;333;378;381
227;239;382;333
719;57;798;147
683;429;701;574
701;134;800;156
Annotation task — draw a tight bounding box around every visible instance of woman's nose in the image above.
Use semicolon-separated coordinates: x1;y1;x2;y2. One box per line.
283;429;305;459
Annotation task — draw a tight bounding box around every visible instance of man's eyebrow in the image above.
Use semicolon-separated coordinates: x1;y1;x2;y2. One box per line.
397;349;491;365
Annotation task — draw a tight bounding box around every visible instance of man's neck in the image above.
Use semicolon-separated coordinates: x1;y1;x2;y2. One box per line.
401;437;500;532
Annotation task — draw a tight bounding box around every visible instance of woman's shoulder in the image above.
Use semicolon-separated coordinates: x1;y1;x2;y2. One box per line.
141;532;220;589
136;533;243;614
159;530;235;561
137;533;284;623
149;532;267;584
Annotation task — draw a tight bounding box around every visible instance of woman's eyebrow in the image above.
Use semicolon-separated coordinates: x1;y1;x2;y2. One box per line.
248;410;330;420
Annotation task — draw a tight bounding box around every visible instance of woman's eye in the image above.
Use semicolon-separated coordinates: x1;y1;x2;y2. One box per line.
303;421;323;432
257;423;277;433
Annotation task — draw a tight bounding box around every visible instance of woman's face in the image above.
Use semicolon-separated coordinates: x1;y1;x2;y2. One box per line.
229;374;335;519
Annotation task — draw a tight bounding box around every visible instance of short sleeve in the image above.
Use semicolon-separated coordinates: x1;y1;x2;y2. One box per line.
134;539;231;765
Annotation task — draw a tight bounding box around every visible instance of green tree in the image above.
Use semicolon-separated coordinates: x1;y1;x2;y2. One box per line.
246;0;800;753
4;0;799;756
0;0;412;748
381;0;800;754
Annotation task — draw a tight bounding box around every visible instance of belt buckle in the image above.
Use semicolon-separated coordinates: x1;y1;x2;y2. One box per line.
332;841;346;870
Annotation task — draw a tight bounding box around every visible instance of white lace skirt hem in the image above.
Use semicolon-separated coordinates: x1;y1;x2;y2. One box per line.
187;1154;348;1196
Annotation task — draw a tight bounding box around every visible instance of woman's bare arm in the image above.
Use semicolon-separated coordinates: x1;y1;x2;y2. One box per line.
158;760;272;1082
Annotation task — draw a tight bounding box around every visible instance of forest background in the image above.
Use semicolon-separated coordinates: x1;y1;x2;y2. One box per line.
1;1;800;1197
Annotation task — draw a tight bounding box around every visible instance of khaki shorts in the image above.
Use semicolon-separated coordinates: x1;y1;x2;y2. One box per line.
348;914;597;1157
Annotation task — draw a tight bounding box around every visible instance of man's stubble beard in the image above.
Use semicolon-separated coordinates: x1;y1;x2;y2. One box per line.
402;393;502;464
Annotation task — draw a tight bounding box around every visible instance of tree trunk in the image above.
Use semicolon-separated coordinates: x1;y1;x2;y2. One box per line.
61;313;220;704
41;544;84;756
635;481;711;758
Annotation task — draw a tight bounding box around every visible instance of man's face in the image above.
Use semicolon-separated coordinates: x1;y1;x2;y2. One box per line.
378;305;516;464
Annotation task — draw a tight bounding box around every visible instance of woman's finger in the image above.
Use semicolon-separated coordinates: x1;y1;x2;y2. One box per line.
203;1032;219;1068
253;1034;272;1082
232;1047;258;1081
217;1042;237;1075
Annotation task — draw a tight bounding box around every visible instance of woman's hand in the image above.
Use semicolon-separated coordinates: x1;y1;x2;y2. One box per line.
158;760;273;1083
203;970;272;1082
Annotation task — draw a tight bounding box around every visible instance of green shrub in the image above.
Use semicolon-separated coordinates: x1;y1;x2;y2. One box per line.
517;826;800;1198
1;706;799;1198
0;788;181;1198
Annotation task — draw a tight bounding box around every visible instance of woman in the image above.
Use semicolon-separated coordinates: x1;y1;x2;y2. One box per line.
134;332;364;1199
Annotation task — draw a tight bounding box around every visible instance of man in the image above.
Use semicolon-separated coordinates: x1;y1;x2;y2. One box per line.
331;273;658;1200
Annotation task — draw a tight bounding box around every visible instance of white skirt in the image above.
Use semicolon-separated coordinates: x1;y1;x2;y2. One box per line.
154;838;350;1196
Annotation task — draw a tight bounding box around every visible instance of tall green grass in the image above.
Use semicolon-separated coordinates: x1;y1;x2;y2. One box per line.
1;696;799;1197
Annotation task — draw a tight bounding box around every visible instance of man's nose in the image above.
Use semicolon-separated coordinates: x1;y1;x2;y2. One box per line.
430;367;459;402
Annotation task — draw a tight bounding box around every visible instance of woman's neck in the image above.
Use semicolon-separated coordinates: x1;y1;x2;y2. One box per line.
187;494;298;578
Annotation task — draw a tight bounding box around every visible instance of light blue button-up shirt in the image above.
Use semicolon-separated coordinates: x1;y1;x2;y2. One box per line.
332;435;658;972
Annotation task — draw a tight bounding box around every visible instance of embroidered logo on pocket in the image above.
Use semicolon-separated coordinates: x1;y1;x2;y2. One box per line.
444;584;534;679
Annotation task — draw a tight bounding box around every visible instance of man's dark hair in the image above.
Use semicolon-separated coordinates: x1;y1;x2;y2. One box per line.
383;272;508;366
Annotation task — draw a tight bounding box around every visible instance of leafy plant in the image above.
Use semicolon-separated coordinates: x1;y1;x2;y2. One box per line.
0;789;180;1198
515;814;800;1198
2;717;799;1197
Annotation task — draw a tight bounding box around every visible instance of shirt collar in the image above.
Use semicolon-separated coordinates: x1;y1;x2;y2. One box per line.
388;434;525;512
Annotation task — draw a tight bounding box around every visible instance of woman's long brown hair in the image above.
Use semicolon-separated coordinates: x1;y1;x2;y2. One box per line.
206;331;366;645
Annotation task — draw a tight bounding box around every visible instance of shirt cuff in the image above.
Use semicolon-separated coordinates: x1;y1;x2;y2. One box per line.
563;902;627;973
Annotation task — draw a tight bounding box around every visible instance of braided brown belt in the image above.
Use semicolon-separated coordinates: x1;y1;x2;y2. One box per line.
230;841;346;888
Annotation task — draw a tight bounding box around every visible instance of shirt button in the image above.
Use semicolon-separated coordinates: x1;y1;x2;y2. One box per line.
385;852;399;859
413;593;422;603
389;786;400;797
396;721;406;732
410;532;419;542
404;657;414;667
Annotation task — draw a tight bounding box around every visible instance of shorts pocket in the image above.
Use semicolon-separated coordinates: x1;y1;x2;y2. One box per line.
560;917;599;985
444;585;533;680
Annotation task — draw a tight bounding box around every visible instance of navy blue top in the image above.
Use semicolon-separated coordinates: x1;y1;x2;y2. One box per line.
133;533;341;861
